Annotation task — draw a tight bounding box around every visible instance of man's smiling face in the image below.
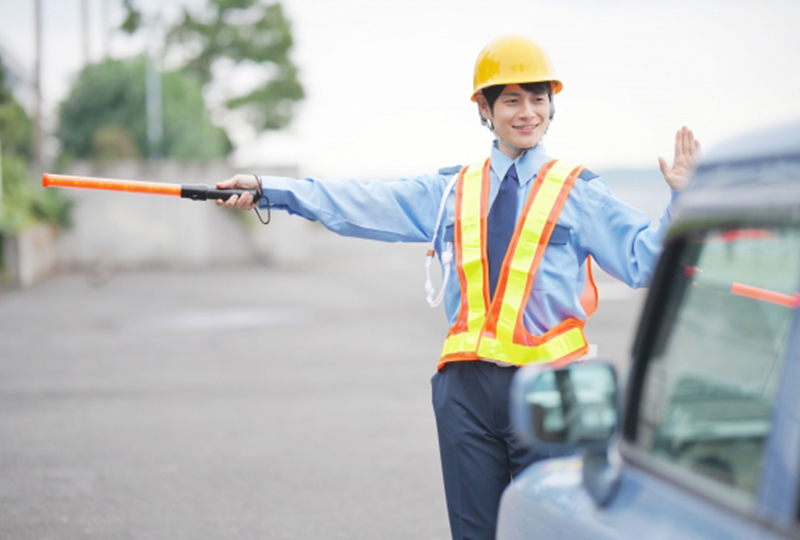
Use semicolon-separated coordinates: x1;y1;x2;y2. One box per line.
479;84;551;158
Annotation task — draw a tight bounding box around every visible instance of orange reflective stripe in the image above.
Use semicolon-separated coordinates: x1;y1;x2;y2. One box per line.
438;350;480;371
449;166;471;335
580;257;598;317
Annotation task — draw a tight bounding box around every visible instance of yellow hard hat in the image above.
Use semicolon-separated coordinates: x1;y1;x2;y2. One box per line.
471;36;563;102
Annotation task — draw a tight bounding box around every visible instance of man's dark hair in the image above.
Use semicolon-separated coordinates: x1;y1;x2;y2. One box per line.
481;82;553;111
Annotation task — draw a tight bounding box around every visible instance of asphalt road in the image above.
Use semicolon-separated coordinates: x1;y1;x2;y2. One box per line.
0;223;647;540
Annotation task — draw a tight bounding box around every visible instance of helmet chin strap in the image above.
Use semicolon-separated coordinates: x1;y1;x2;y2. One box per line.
481;116;532;155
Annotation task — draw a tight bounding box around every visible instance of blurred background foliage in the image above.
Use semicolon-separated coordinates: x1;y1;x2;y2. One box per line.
57;0;304;162
121;0;304;135
0;78;31;159
1;56;72;239
57;56;232;163
165;0;305;132
0;154;72;234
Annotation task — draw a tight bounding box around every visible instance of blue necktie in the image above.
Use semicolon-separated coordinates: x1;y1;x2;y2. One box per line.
487;164;519;298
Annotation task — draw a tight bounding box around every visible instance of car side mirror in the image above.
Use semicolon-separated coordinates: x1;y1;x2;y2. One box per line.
511;361;619;453
511;361;623;507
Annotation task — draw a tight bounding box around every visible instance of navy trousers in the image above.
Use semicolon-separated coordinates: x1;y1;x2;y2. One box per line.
432;361;551;540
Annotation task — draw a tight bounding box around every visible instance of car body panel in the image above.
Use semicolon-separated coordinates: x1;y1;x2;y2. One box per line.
498;456;787;540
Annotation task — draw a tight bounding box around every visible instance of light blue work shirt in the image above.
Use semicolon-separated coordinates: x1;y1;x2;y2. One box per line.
259;142;676;336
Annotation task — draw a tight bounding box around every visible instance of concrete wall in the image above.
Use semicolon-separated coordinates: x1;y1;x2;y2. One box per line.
55;160;312;271
2;223;58;287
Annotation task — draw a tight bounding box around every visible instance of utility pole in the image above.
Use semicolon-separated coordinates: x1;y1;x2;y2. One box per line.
145;18;163;160
81;0;91;66
31;0;43;170
101;0;110;58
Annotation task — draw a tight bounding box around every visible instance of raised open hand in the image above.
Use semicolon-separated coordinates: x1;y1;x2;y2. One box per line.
658;126;701;191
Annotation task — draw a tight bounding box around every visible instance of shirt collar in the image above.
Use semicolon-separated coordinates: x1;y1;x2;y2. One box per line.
490;141;551;186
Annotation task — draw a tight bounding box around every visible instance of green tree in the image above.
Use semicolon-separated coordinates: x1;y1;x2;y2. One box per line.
0;57;31;159
125;0;304;132
56;56;231;161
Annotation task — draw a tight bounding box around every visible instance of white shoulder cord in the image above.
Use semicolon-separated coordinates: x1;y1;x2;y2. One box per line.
425;173;460;307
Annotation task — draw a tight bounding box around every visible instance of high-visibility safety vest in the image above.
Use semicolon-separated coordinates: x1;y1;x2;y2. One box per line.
439;158;598;370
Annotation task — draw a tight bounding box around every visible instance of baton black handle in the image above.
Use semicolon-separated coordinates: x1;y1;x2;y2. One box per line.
180;184;260;202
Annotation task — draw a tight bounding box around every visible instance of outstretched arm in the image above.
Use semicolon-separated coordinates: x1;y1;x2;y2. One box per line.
214;172;446;243
658;126;701;191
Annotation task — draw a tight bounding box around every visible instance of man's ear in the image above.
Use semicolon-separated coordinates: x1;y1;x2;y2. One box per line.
476;94;492;124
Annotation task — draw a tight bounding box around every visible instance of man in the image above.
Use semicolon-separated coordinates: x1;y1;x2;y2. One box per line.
217;35;699;540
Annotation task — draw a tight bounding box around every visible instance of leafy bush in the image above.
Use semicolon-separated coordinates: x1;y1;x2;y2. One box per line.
0;155;73;234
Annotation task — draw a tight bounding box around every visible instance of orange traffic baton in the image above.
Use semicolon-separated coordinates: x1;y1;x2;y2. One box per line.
42;173;270;223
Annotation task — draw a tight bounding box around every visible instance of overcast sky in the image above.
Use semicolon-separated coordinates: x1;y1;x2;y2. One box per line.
1;0;799;179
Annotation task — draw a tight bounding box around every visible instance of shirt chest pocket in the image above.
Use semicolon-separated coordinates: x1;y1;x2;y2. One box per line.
548;224;570;245
443;224;570;245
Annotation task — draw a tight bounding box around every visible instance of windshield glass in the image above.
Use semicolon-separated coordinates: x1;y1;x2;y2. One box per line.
634;225;800;503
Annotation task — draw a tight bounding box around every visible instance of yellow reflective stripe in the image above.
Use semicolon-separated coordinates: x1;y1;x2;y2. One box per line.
495;161;577;342
477;326;587;365
441;331;480;357
460;161;488;334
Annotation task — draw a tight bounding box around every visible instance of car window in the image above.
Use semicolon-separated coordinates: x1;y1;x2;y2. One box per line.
634;226;800;504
